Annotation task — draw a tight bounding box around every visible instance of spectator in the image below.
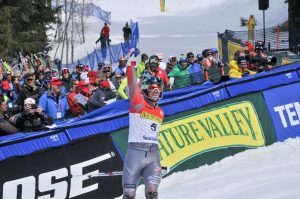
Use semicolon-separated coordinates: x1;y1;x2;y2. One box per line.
228;56;256;78
12;70;22;95
168;57;191;90
113;58;127;78
14;98;53;132
203;49;217;69
0;97;18;135
243;41;256;70
4;71;13;90
252;41;272;72
187;52;204;85
96;22;110;47
61;68;72;93
148;55;169;88
68;80;85;117
123;22;132;42
99;79;116;101
5;88;18;109
17;73;43;108
87;78;106;112
35;71;45;88
102;64;113;80
165;56;178;75
111;72;123;91
136;53;149;77
39;78;69;120
156;53;167;70
195;54;204;68
117;77;129;100
70;79;79;92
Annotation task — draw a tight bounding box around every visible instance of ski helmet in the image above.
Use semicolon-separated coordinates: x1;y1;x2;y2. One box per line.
142;75;162;102
149;55;159;71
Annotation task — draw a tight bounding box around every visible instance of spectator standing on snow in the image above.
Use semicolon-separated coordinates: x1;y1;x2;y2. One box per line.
123;22;132;42
97;23;110;47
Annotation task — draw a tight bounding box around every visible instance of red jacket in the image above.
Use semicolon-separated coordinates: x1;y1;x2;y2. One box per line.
101;26;110;38
151;67;169;87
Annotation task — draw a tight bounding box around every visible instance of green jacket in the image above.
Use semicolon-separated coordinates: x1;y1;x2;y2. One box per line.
136;61;146;78
168;65;191;89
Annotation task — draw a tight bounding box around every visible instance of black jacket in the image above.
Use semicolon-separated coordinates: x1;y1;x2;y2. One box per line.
15;111;53;132
0;112;18;136
17;84;43;107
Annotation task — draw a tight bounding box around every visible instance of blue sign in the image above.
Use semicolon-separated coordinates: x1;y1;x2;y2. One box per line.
263;82;300;141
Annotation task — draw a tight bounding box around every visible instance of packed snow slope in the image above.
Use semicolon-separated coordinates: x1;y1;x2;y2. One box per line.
131;138;300;199
50;0;288;63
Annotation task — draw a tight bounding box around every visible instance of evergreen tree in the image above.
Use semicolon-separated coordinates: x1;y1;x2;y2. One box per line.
0;0;58;59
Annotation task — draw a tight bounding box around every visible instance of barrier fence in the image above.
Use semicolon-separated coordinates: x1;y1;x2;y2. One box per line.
1;61;300;198
218;26;289;64
62;20;139;71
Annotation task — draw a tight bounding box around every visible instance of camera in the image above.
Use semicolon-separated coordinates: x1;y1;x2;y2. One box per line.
267;56;277;66
31;104;38;109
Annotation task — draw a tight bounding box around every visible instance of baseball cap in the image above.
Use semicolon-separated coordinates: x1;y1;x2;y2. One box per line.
1;81;10;91
100;80;110;88
24;98;36;105
50;77;63;85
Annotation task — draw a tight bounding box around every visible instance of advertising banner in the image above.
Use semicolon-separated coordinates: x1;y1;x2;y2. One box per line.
263;82;300;141
159;101;265;169
227;41;242;62
0;134;123;199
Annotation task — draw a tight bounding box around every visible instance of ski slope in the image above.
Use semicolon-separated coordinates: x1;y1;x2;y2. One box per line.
49;0;288;63
130;138;300;199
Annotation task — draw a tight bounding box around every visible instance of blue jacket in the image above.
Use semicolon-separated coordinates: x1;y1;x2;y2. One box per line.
39;91;69;119
189;62;204;84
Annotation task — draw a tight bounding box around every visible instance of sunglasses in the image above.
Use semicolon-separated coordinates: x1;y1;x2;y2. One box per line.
188;55;194;58
115;76;122;79
26;78;34;81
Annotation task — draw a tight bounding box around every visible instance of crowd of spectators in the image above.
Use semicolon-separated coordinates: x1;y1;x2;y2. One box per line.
0;40;278;135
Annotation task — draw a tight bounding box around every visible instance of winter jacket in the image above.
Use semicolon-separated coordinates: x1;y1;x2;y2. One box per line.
113;67;126;78
38;91;69;119
117;77;129;100
168;65;191;89
14;111;53;132
137;61;146;78
228;60;256;79
17;84;43;107
0;112;18;135
123;26;132;38
68;91;85;117
87;88;106;112
188;62;204;85
101;26;110;38
62;77;72;93
151;67;169;87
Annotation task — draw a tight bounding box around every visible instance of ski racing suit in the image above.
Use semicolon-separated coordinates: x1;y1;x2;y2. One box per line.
122;64;164;199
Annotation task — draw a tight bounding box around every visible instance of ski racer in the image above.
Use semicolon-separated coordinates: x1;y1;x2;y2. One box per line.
122;60;164;199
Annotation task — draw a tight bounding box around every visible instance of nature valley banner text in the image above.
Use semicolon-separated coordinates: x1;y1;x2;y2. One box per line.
158;101;265;168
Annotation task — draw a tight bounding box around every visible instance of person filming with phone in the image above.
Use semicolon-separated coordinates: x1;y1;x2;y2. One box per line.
13;97;53;132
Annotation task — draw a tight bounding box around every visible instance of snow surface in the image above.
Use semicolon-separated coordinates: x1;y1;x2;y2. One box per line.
49;0;288;64
119;138;300;199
